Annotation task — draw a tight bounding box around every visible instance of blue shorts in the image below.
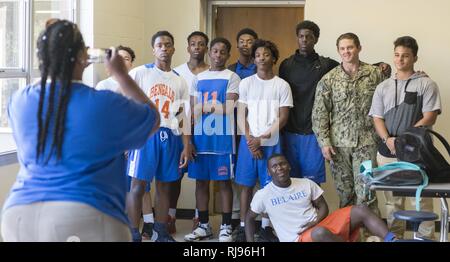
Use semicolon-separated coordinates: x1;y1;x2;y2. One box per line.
282;132;325;184
127;127;183;183
235;136;281;188
188;154;234;181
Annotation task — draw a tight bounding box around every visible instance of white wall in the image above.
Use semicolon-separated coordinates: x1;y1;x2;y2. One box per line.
83;0;203;85
143;0;203;68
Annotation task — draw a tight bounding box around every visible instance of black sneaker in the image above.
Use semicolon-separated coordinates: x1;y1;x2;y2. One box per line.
141;222;154;241
257;226;279;242
153;222;177;242
155;232;177;242
131;227;142;242
234;226;246;242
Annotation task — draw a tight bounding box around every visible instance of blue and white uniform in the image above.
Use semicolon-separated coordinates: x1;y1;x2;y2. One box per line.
188;69;240;181
127;64;189;183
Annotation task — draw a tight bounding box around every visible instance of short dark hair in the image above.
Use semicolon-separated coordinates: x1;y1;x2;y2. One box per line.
187;31;209;46
116;45;136;62
236;28;258;42
296;20;320;39
394;36;419;57
267;154;286;168
210;37;231;53
336;32;361;48
151;30;174;47
251;39;280;64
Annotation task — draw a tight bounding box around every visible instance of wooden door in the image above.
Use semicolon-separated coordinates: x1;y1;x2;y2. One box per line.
214;6;304;73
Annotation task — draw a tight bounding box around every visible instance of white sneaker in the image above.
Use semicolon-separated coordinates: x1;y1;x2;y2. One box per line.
219;224;233;242
365;235;382;242
184;223;213;242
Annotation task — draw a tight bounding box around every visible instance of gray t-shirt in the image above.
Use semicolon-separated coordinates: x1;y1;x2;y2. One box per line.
369;72;441;156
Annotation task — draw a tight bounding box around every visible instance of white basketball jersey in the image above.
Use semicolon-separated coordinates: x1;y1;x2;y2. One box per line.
129;63;189;133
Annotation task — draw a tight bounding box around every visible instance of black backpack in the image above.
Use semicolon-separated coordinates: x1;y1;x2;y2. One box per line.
395;127;450;183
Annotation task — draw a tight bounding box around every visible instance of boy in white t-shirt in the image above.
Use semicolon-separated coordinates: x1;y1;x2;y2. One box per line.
245;154;396;242
234;39;293;242
172;31;210;231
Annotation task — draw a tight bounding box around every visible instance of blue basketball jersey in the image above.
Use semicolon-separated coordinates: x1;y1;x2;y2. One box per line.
191;69;240;154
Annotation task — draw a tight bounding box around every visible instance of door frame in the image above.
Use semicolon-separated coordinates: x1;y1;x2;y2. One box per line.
206;0;306;39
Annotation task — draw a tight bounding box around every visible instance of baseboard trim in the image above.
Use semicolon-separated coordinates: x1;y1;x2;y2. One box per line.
0;151;17;166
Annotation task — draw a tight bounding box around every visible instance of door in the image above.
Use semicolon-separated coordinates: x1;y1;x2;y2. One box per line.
214;6;304;73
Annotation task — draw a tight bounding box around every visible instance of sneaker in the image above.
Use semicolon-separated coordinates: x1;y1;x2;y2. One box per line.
219;224;233;242
141;222;154;241
366;235;382;242
257;226;279;242
132;227;142;242
192;217;200;231
184;223;213;242
167;215;176;235
152;222;176;242
234;226;246;242
155;231;177;242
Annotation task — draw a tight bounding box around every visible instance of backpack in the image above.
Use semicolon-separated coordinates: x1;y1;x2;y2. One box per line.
395;127;450;183
359;160;428;211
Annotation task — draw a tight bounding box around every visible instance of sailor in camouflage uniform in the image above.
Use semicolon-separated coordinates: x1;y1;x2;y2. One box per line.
312;33;387;214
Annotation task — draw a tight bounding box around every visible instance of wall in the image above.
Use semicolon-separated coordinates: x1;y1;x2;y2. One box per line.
305;0;450;217
79;0;204;86
0;163;19;241
142;0;203;68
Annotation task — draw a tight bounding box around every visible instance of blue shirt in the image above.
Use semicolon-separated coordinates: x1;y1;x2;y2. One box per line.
192;70;240;154
4;82;157;225
235;61;256;80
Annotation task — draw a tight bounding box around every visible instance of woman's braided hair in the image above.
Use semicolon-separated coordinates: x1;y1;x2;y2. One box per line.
35;19;85;162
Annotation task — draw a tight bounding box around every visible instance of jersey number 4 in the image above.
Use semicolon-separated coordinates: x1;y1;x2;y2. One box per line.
155;99;170;119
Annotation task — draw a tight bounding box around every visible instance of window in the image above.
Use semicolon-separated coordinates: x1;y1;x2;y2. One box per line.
0;0;77;156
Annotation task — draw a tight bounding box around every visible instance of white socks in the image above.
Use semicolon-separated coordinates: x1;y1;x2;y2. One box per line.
143;213;154;224
168;208;176;218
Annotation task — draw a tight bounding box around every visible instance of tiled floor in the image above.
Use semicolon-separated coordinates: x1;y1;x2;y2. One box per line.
143;215;225;242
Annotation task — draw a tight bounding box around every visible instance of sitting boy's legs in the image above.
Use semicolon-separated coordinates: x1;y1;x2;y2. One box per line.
299;205;393;242
350;205;389;241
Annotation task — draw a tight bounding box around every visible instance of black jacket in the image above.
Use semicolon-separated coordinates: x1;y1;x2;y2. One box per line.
279;51;339;134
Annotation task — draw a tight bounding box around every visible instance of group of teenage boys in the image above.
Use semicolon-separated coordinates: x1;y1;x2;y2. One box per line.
96;20;441;242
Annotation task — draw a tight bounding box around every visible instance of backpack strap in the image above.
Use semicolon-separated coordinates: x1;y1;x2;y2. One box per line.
425;128;450;157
